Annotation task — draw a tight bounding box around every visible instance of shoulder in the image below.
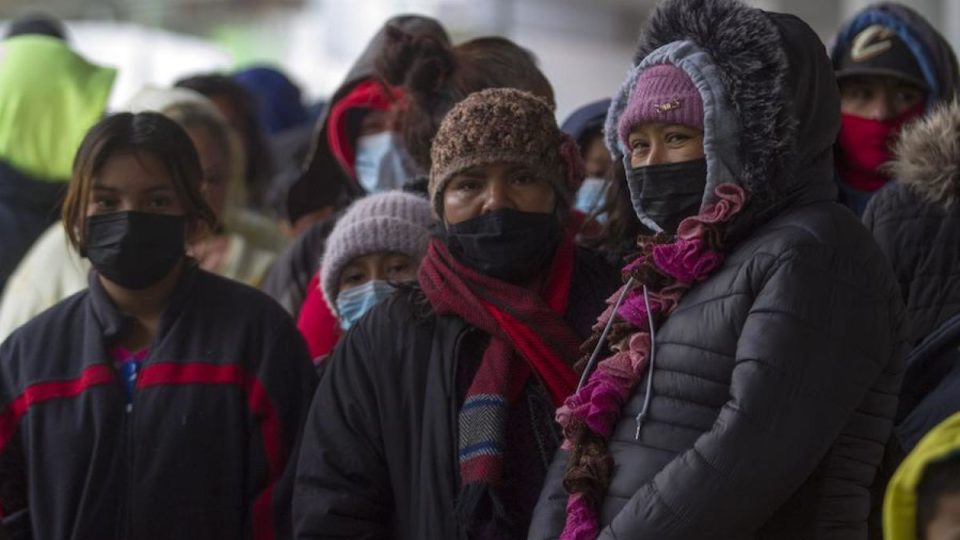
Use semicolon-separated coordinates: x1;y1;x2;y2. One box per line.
192;269;293;326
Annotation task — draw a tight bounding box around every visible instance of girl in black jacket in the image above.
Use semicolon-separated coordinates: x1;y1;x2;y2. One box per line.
0;112;316;539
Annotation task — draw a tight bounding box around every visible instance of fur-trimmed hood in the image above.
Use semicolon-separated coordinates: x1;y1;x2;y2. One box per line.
888;99;960;206
607;0;840;227
831;2;960;108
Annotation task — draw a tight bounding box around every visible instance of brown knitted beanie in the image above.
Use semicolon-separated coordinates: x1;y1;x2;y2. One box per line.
428;88;584;217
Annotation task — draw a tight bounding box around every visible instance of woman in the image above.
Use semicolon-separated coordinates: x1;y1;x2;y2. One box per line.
296;190;434;359
0;112;316;538
293;88;619;539
0;89;279;341
529;0;907;538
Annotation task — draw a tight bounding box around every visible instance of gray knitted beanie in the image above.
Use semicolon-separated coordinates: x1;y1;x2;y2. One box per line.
428;88;585;217
320;190;434;313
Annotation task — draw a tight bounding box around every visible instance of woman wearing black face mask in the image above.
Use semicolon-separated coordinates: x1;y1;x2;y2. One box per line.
293;88;619;540
529;1;907;538
0;112;316;539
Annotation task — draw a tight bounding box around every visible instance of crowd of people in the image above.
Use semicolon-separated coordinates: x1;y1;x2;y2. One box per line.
0;0;958;538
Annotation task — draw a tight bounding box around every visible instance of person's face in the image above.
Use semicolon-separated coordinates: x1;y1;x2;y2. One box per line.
583;134;612;178
187;126;230;220
337;252;417;295
627;122;705;168
87;151;183;219
926;492;960;540
442;162;557;225
839;75;925;121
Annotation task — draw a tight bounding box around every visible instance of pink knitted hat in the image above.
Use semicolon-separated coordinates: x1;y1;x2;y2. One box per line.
618;63;704;147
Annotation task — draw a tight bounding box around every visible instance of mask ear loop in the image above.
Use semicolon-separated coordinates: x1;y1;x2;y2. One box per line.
576;277;635;390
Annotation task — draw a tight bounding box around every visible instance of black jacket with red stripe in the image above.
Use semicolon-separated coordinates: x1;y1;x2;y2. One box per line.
0;265;317;539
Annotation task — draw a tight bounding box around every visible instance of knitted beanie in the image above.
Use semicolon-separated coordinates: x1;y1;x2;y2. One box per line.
320;191;434;313
428;88;584;217
618;64;704;148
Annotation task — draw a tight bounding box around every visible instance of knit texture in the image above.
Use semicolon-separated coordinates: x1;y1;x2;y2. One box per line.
617;63;704;148
320;191;434;313
428;88;584;217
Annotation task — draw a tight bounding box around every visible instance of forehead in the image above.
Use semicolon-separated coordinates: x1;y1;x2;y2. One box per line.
93;151;174;192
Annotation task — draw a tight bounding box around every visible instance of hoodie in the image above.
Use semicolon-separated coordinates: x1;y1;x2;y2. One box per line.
830;2;960;214
884;411;960;540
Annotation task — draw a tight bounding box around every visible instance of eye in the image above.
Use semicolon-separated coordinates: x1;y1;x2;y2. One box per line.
451;178;482;193
93;197;117;211
147;195;174;209
509;173;538;186
894;88;923;107
386;262;410;276
341;269;367;287
665;132;691;145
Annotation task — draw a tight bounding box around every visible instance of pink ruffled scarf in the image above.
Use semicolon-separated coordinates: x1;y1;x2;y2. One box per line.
556;183;747;539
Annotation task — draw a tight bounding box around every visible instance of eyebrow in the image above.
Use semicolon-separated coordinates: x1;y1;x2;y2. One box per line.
91;182;175;194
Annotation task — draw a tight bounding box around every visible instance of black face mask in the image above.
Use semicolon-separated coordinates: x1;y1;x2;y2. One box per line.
84;211;186;290
444;208;560;283
627;157;707;233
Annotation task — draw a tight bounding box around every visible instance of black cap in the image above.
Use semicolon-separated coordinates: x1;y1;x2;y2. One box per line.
836;25;927;89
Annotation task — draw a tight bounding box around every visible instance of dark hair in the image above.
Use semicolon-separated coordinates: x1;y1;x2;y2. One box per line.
63;112;218;250
175;73;274;208
917;452;960;538
376;27;555;172
577;160;644;265
4;13;67;41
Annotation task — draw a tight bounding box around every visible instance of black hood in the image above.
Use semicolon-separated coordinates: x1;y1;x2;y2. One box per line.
286;15;449;223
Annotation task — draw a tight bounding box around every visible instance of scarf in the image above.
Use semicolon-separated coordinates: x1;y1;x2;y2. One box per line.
835;102;924;192
418;233;582;529
557;183;747;539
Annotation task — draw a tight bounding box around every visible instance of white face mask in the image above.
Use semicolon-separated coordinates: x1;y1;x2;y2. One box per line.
573;177;611;219
354;132;415;193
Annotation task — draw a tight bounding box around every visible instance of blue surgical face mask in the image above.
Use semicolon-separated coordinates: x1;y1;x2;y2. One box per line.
573;176;610;221
335;279;396;330
354;132;415;193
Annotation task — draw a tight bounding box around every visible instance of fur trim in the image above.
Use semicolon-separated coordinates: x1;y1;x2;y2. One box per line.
889;98;960;206
629;0;795;204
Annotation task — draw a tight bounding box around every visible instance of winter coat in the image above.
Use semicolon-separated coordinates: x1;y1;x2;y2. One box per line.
0;222;278;342
830;2;960;215
0;36;115;291
0;265;317;539
864;99;960;346
292;248;620;540
529;1;908;538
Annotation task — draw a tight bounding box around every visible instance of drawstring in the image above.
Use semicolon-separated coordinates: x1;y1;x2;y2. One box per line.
635;285;657;440
572;278;657;441
576;277;635;390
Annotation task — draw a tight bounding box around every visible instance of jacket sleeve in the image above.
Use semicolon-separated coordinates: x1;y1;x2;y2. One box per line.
246;316;318;540
292;320;393;539
0;343;31;539
601;245;907;539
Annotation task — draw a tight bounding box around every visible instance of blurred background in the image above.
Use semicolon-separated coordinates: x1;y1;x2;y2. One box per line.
1;0;958;118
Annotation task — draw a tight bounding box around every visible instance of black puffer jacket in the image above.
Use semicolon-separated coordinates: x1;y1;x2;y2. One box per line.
529;1;908;538
292;247;619;540
864;99;960;346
